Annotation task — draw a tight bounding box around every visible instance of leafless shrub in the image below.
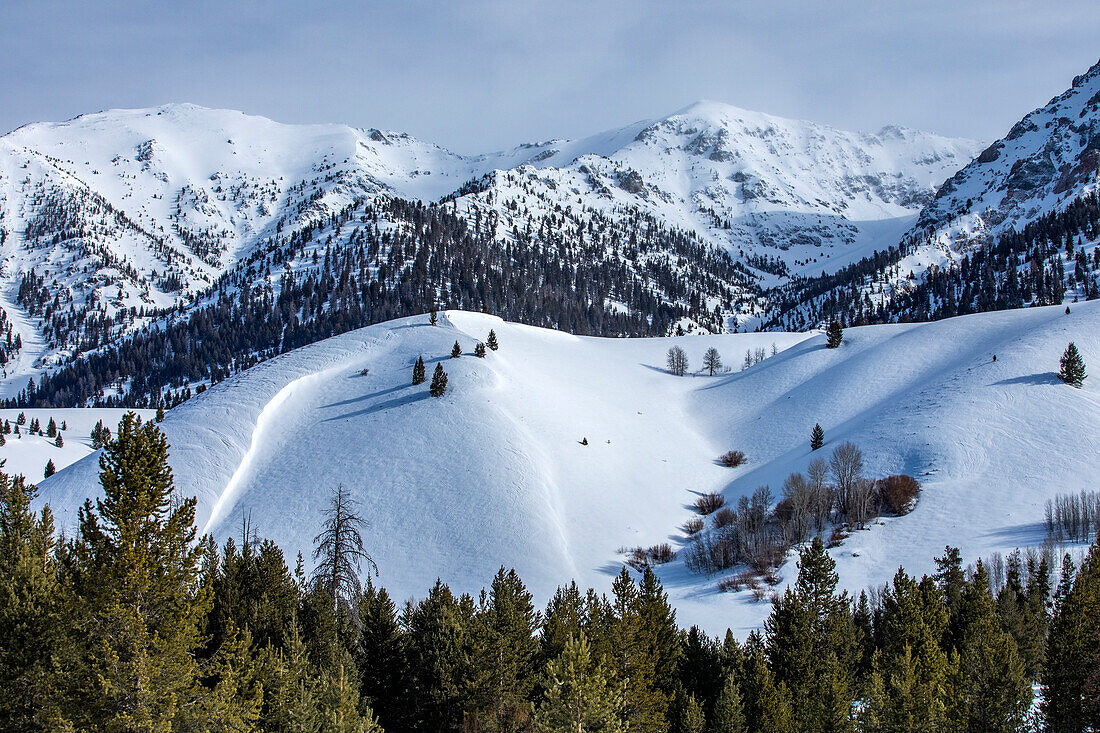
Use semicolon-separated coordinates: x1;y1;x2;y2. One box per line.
719;450;747;468
877;474;921;516
827;526;849;548
623;543;676;570
717;576;740;593
359;367;370;376
681;516;705;536
752;586;769;602
666;346;689;376
711;507;736;529
695;492;727;515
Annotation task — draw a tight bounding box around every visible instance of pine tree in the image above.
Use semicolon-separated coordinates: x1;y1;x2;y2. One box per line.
712;674;745;733
57;412;210;730
357;581;404;731
1059;341;1086;387
475;342;487;358
703;347;722;375
156;406;165;422
826;320;843;348
810;423;824;451
1042;536;1100;730
765;537;858;733
534;632;625;733
676;692;705;733
944;562;1032;732
54;433;63;448
487;329;499;350
43;460;55;479
0;472;58;731
46;417;56;438
430;306;438;326
452;341;462;358
412;355;426;385
430;363;448;397
475;567;540;732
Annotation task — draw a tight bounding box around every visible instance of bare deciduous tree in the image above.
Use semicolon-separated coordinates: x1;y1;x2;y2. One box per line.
703;347;723;375
312;485;377;612
666;346;688;376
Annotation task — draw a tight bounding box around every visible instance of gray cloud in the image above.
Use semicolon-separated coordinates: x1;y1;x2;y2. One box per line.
1;0;1097;152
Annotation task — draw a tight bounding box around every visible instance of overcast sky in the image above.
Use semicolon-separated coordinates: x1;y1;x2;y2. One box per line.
2;1;1098;153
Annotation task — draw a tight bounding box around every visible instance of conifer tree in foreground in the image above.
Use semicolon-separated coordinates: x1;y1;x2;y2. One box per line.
826;320;844;348
412;355;426;385
810;423;824;451
535;632;626;733
56;412;211;730
1043;538;1100;730
451;341;462;358
1058;341;1086;387
0;471;58;731
487;329;499;351
430;363;448;397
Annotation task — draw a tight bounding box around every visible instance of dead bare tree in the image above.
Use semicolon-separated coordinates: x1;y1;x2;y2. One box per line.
311;485;377;612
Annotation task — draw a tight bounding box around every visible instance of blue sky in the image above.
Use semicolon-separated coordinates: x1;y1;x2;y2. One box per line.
2;1;1098;152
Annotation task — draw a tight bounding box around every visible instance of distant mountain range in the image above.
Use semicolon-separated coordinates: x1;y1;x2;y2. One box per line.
2;58;1099;407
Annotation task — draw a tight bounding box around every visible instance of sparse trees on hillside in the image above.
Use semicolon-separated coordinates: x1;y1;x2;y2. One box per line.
667;346;689;376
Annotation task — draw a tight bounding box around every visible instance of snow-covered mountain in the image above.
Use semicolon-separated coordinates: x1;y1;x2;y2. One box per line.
913;57;1100;248
458;102;978;283
0;102;978;390
39;303;1100;632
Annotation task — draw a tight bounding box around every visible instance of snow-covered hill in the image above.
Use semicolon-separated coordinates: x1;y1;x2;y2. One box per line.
913;58;1100;249
39;304;1099;632
0;102;978;390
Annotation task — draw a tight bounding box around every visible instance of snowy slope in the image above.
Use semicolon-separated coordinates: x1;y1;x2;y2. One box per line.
0;408;155;482
39;304;1100;633
913;58;1100;249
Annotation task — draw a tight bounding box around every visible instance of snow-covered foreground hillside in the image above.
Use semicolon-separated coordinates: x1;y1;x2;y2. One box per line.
40;305;1099;634
0;408;154;482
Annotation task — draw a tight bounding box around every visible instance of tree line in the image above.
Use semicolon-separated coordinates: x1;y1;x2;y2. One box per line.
11;195;757;409
2;415;1097;731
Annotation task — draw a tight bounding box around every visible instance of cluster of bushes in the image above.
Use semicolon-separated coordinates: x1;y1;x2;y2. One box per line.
620;542;676;571
685;442;921;583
